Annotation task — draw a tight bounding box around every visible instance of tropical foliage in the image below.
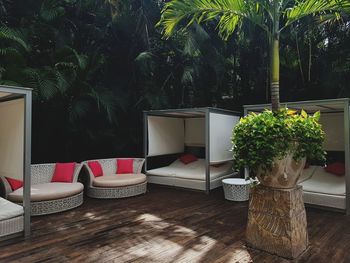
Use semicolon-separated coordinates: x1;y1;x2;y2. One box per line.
157;0;350;110
0;0;349;162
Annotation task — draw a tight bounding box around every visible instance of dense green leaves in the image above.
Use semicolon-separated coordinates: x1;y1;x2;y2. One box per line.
232;109;326;175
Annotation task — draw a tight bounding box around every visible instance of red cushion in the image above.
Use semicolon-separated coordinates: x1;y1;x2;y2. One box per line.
325;162;345;176
88;161;103;177
179;154;198;164
51;163;76;183
5;177;23;191
116;159;134;174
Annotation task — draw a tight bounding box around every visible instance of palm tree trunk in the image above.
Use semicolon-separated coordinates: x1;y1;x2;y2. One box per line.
270;37;280;111
271;0;280;112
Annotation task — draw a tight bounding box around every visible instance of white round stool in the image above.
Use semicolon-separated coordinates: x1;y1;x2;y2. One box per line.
222;178;250;201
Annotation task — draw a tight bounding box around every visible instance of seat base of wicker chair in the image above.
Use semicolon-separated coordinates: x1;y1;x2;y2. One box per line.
19;191;84;216
0;215;24;238
86;182;147;199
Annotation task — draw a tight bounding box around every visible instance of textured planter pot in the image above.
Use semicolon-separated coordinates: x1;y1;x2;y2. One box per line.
246;185;308;259
256;154;306;189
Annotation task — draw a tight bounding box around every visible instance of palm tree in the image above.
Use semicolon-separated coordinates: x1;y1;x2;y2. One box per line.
157;0;350;111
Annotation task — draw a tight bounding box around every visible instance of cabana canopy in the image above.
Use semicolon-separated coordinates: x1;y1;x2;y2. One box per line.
144;107;240;193
0;85;32;237
244;98;350;214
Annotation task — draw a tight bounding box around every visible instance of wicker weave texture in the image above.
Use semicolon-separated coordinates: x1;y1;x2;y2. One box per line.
31;163;83;185
28;192;83;216
223;181;250;201
0;216;23;237
86;182;147;199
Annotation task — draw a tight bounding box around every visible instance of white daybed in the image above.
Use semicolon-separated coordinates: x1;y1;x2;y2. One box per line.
298;165;345;210
147;159;233;190
0;85;31;238
144;108;240;193
244;98;350;213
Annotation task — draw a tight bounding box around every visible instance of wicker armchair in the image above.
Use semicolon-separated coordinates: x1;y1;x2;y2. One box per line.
1;163;84;216
82;158;147;199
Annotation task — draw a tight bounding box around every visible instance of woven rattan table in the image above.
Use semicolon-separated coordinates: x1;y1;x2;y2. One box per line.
222;178;250;201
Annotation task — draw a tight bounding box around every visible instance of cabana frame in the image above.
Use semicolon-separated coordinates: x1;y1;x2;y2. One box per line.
0;85;32;237
244;98;350;214
144;107;240;194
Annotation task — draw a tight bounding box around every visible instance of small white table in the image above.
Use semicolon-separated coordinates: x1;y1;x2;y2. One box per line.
222;178;250;201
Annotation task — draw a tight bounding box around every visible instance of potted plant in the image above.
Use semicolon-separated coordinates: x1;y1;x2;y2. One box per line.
232;109;325;188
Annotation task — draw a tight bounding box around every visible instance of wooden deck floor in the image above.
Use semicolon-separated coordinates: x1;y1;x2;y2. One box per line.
1;185;350;263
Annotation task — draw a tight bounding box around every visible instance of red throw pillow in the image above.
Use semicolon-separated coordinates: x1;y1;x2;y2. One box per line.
325;162;345;176
179;154;198;164
51;163;76;183
5;177;23;191
88;161;103;177
116;159;134;174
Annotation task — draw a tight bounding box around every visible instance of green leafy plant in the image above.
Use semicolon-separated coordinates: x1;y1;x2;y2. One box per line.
232;109;326;175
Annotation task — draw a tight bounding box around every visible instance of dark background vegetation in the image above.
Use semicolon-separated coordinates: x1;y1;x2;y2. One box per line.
0;0;349;163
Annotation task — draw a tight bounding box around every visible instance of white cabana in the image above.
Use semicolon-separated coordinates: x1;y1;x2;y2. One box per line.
144;108;240;193
244;98;350;214
0;85;32;238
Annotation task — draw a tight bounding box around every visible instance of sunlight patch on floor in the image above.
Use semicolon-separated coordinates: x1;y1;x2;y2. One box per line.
136;213;172;230
83;212;105;220
224;245;253;263
124;213;219;262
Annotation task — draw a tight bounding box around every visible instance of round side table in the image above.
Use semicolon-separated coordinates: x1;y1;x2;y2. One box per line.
222;178;250;201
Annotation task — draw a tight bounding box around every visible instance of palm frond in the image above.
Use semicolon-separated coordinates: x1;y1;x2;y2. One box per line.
0;47;21;56
69;99;90;122
157;0;269;41
55;61;78;92
284;0;350;29
0;27;30;51
57;47;88;71
23;68;59;100
87;88;119;124
40;0;65;21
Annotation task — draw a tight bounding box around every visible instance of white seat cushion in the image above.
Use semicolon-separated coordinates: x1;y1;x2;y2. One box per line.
298;166;317;183
93;174;147;188
146;167;176;177
300;167;345;196
8;183;84;202
0;197;24;220
147;159;233;181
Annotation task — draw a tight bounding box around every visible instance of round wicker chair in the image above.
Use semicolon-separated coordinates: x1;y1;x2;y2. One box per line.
1;163;84;216
82;158;147;199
